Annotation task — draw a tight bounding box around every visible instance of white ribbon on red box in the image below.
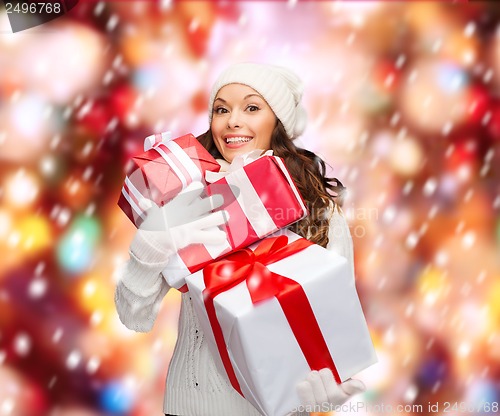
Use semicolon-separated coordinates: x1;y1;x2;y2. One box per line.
204;149;273;182
120;131;204;222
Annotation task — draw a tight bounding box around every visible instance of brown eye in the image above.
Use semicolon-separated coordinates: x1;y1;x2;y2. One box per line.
247;105;259;112
214;107;228;114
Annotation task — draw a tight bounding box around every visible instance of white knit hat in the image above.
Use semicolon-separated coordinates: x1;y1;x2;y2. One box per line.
208;63;307;140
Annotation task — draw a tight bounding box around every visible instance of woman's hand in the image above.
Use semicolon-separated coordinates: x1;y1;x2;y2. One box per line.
297;369;365;411
138;182;229;253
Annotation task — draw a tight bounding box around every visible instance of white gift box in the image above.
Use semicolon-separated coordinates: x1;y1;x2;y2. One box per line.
185;229;377;416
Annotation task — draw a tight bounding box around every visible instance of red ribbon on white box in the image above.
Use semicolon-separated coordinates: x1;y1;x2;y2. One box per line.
202;235;341;397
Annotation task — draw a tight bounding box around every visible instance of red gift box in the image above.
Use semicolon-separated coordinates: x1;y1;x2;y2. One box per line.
163;152;308;289
118;132;221;227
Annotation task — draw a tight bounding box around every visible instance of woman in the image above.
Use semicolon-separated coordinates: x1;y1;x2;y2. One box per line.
115;63;366;415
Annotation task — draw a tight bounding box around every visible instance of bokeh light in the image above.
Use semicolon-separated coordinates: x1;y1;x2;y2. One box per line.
99;379;136;414
4;169;40;207
56;215;102;275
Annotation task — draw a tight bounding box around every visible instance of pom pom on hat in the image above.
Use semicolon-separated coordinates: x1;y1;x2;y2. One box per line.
208;63;307;139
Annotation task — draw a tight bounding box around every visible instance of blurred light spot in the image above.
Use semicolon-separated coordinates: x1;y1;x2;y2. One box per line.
371;131;394;157
434;250;449;266
458;342;471;358
383;326;395;345
106;15;119;32
48;376;57;389
404;384;418;403
432;38;442;53
99;380;135;414
493;195;500;210
1;398;15;415
432;380;441;393
476;270;486;284
461;231;476;249
4;170;39;207
426;337;435;350
10;95;52;141
39;156;56;177
442;121;453;136
405;303;414;317
402;180;414;195
456;164;472;182
424;292;438;306
17;215;53;253
52;328;63;344
389;138;424;177
465;379;499;406
56;216;101;275
28;278;47;299
382;205;397;224
83;281;97;297
395;55;406;69
7;231;20;248
50;205;72;227
94;2;105;16
90;311;103;326
13;333;31;357
405;232;419;249
437;63;469;93
0;209;12;239
440;173;459;197
464;22;476;38
423;178;438;197
66;350;82;370
483;68;493;83
87;356;101;374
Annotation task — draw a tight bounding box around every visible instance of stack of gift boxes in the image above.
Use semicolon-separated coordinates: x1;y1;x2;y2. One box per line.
118;133;377;416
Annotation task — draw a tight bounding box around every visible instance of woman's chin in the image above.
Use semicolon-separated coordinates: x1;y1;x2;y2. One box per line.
222;143;255;162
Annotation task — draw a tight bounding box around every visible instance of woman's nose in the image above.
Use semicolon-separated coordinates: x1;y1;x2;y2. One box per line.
227;111;242;128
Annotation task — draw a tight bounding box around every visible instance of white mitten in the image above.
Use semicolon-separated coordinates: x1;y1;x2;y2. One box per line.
137;182;229;254
296;369;365;411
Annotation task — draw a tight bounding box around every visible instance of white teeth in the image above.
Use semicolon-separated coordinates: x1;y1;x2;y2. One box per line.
225;137;252;144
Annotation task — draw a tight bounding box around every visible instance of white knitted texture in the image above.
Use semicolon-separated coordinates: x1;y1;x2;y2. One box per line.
327;204;355;281
114;250;171;333
164;294;263;416
114;228;173;333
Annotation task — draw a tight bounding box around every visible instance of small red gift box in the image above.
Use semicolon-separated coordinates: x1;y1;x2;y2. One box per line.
162;151;308;289
118;132;221;227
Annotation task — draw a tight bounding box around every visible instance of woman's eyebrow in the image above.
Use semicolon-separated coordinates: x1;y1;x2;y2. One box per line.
214;94;263;103
244;94;263;100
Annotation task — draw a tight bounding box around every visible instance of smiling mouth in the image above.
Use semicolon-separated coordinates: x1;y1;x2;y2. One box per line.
225;136;253;144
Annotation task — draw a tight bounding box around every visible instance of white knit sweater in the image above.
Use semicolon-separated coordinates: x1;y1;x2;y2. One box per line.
114;205;355;416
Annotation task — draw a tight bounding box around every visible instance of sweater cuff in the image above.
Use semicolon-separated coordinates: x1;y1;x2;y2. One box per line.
119;250;169;296
119;230;174;296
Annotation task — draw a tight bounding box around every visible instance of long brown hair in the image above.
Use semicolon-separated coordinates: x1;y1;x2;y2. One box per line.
197;122;345;247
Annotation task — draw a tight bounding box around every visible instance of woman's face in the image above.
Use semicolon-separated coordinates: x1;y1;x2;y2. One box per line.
210;83;277;163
